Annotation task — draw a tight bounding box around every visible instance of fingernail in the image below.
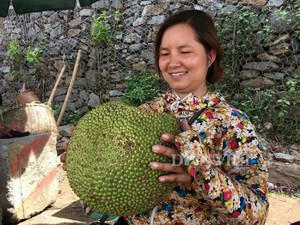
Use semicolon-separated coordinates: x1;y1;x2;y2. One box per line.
159;177;165;182
152;145;159;153
162;134;169;140
149;162;158;169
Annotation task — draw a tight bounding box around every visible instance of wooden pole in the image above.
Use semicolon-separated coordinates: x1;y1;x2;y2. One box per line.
47;65;66;107
56;50;81;126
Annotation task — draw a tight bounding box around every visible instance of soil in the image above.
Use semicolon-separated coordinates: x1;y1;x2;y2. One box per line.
8;164;300;225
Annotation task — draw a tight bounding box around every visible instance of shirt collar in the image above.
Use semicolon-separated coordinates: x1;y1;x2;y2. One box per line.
163;90;225;119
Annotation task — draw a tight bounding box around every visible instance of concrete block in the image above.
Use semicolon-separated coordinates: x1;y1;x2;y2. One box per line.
0;133;59;223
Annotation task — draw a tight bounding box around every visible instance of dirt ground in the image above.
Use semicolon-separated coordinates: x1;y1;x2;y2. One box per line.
11;165;300;225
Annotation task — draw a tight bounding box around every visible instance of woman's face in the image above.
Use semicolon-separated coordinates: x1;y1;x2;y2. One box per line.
158;23;216;98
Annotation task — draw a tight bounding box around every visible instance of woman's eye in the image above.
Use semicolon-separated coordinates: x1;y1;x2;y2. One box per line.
160;53;169;56
181;52;191;54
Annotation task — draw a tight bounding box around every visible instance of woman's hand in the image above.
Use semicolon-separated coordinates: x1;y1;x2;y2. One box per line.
149;120;192;186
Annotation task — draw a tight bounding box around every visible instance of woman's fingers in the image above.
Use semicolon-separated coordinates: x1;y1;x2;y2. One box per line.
151;125;193;185
149;162;184;173
149;162;191;184
160;119;191;149
152;144;179;159
180;119;191;131
161;133;175;144
158;173;192;184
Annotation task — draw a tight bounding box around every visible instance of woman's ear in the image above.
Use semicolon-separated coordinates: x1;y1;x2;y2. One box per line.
208;49;217;67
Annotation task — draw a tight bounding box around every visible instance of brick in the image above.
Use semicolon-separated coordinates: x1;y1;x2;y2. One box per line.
0;133;59;223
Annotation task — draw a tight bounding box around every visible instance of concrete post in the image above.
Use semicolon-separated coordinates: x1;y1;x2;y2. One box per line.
0;132;59;223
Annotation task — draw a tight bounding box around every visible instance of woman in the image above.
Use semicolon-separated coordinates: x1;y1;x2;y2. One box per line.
62;9;269;225
125;9;269;224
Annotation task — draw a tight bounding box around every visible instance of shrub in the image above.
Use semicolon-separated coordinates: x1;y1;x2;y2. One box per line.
123;71;164;107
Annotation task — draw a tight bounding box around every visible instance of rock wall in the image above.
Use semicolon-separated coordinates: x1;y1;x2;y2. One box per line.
0;0;298;116
1;0;299;189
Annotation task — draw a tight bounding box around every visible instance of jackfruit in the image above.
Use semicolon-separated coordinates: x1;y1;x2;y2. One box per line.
66;101;181;216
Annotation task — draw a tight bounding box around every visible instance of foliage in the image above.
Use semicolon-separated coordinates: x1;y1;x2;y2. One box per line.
259;0;300;41
91;10;123;48
7;38;46;84
123;71;164;107
215;4;263;73
215;1;299;71
8;39;22;63
292;0;300;39
215;74;300;144
25;46;43;65
8;39;44;65
214;2;300;144
53;105;82;125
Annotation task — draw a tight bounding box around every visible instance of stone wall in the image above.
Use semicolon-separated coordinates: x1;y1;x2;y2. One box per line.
0;0;298;116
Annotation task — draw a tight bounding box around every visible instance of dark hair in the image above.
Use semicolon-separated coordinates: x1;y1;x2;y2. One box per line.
155;10;223;83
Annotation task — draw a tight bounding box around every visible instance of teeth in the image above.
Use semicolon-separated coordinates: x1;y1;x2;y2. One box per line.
170;72;186;76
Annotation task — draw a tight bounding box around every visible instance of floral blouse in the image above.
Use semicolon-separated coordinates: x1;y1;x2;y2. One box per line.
125;90;269;225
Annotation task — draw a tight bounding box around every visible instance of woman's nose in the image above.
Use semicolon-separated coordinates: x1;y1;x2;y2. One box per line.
169;54;181;67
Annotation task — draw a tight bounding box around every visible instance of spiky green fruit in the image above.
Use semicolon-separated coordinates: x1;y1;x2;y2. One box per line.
66;101;181;216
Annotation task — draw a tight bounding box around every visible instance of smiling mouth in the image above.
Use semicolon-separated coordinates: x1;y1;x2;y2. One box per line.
169;71;187;77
